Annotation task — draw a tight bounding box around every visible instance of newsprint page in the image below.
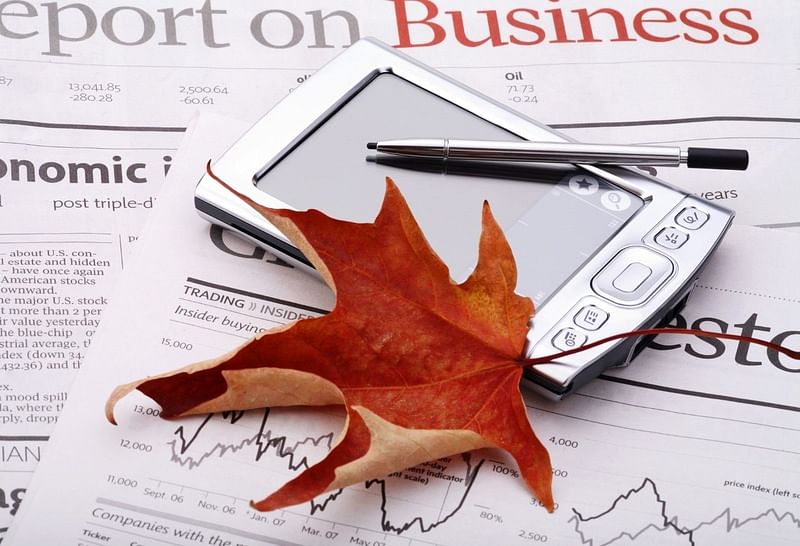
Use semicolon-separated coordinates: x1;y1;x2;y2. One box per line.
9;115;800;545
1;0;799;543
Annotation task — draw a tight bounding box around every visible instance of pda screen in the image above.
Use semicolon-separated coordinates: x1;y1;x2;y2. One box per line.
257;73;642;306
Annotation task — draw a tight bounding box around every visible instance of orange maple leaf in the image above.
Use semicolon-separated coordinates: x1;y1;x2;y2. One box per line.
107;174;553;512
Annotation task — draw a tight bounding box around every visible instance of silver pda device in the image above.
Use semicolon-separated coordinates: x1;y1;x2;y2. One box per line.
195;38;734;400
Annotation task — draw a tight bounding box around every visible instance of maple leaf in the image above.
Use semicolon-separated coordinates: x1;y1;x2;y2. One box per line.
106;172;554;512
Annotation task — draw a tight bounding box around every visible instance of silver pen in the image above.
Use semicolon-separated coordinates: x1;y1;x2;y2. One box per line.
367;139;749;171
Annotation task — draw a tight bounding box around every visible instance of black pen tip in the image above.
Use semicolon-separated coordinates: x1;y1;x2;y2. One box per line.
366;142;377;150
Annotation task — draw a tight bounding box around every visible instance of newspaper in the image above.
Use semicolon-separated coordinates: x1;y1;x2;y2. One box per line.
0;123;183;537
2;0;798;222
7;113;800;545
1;0;799;539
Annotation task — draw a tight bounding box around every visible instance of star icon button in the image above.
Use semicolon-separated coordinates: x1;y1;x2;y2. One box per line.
568;174;599;195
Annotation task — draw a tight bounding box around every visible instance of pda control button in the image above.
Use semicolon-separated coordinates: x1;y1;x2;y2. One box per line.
574;306;608;331
655;227;688;249
675;207;709;230
612;263;652;293
552;328;587;352
592;246;674;306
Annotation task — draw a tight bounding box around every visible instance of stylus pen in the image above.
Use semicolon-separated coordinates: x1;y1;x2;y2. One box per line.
367;139;749;171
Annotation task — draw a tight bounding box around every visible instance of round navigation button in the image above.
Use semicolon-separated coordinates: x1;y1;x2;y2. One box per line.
568;174;599;195
591;246;674;306
612;262;653;293
601;190;632;211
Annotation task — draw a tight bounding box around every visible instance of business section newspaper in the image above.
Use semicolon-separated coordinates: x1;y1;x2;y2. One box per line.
1;0;799;542
1;0;798;222
7;114;800;545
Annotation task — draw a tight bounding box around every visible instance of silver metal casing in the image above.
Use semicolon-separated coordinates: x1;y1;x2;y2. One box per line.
195;38;734;399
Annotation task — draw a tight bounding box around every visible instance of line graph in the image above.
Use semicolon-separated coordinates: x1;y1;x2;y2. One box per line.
166;408;485;535
169;408;334;471
365;455;484;535
570;477;800;545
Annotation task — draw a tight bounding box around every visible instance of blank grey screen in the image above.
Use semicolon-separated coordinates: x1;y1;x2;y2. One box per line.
257;73;641;305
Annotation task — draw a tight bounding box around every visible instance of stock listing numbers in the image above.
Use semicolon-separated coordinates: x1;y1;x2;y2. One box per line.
67;81;122;103
503;71;538;106
177;84;228;106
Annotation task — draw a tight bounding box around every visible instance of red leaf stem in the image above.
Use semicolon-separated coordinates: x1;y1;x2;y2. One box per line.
519;327;800;367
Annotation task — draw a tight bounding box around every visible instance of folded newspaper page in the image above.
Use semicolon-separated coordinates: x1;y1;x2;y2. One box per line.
1;0;799;539
7;114;800;545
